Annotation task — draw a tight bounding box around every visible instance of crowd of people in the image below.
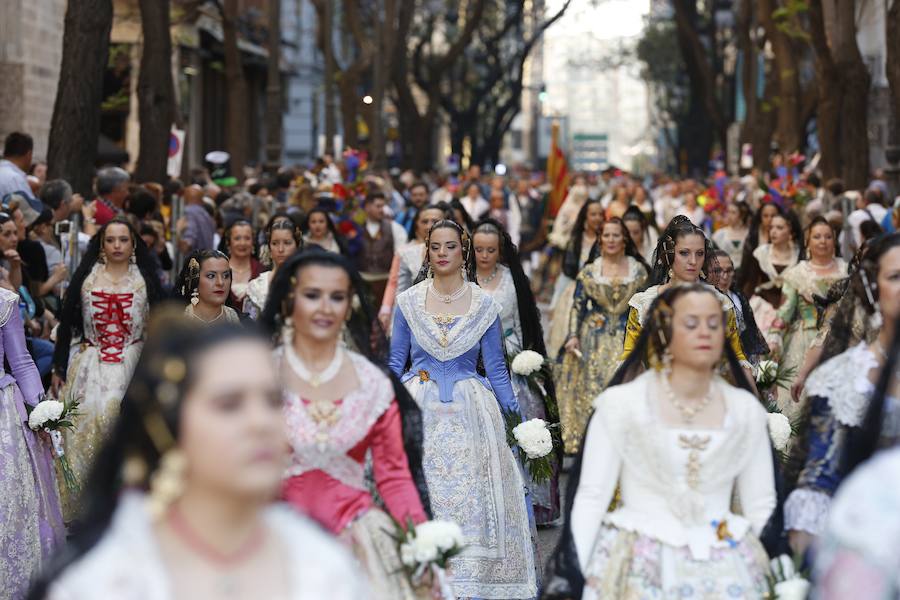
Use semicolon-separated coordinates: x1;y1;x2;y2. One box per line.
2;127;900;599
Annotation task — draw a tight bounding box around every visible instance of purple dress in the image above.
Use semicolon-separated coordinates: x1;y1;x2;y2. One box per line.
0;287;65;598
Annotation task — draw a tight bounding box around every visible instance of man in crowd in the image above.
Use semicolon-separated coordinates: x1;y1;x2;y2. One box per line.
0;132;42;211
178;184;216;254
85;166;130;233
395;181;430;236
460;182;490;221
355;191;407;304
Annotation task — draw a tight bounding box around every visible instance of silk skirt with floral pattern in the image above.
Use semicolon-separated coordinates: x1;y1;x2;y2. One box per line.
0;382;65;599
404;377;538;599
582;525;769;600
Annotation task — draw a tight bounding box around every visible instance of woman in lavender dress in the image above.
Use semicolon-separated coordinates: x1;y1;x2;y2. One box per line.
0;285;65;599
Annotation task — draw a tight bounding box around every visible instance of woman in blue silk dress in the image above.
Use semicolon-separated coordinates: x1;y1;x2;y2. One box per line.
389;219;538;599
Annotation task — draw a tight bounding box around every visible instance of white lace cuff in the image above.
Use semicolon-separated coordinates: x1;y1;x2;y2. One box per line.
784;488;831;535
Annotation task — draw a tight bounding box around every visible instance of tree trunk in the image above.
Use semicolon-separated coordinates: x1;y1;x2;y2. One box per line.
47;0;113;196
134;0;175;184
265;0;283;167
338;73;361;149
833;0;870;188
672;0;726;171
222;0;248;179
758;0;802;153
808;0;841;181
886;0;900;138
737;0;757;147
322;0;336;155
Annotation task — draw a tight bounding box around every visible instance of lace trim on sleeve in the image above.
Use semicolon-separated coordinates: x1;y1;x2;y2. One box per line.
784;488;831;535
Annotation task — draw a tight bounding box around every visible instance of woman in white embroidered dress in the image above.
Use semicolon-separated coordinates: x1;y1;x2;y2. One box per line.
473;218;561;525
389;220;538;599
244;215;302;319
260;250;435;599
784;234;900;556
548;284;775;599
51;218;162;520
30;316;366;600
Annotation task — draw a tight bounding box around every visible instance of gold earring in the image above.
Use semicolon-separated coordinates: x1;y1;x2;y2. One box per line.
148;449;187;519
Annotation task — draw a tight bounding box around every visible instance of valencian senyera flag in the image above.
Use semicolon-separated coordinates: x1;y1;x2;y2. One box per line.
546;120;570;218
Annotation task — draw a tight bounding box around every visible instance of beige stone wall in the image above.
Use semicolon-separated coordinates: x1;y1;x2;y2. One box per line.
0;0;66;160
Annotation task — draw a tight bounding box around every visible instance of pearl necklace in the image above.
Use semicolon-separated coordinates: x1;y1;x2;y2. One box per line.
660;371;714;425
428;281;468;304
187;305;226;323
285;343;344;388
478;266;499;286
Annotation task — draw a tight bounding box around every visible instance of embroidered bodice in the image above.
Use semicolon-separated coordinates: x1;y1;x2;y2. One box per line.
389;281;519;412
568;256;647;339
775;260;847;332
785;343;897;535
279;350;426;533
80;264;148;363
571;371;775;566
484;266;522;353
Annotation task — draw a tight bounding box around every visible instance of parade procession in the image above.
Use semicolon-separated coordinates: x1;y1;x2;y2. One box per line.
2;0;900;598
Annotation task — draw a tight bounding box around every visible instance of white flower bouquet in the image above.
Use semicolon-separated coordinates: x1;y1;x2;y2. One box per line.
756;360;796;393
390;518;464;599
511;350;545;377
27;392;80;494
766;554;810;599
503;413;558;484
767;412;792;453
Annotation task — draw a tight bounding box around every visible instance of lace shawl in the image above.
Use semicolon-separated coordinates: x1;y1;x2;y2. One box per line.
805;342;877;427
0;286;17;327
281;350;394;490
396;281;501;362
780;259;848;303
752;244;799;290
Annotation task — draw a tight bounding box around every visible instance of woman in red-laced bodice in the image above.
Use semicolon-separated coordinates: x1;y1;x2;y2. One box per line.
52;217;163;519
261;249;435;600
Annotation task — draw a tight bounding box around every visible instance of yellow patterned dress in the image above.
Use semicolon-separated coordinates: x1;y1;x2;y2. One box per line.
771;259;847;420
556;256;647;454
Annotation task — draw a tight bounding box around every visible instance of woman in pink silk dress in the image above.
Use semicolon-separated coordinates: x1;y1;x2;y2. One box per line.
0;285;65;599
261;249;433;600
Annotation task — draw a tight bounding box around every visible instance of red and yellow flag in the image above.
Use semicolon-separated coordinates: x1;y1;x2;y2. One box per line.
546;121;570;217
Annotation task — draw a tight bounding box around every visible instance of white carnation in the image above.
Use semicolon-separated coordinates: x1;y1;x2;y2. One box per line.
770;554;796;580
400;520;464;568
511;350;545;376
513;418;553;459
28;400;65;431
757;360;778;382
767;412;792;452
774;578;810;600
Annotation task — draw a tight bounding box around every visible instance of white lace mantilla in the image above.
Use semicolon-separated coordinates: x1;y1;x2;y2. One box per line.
244;272;273;315
398;242;425;274
752;244;799;289
805;343;877;427
628;283;734;326
0;287;17;327
781;259;847;302
280;350;394;490
396;281;501;362
484;266;522;352
784;488;831;535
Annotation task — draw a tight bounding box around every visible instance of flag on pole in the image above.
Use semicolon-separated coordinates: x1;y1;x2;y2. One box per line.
546;121;570;217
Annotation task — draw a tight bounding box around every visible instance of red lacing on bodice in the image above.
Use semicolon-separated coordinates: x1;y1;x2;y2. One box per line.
90;291;134;363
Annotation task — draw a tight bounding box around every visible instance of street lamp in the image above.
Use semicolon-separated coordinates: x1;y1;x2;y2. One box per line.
362;95;374;105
